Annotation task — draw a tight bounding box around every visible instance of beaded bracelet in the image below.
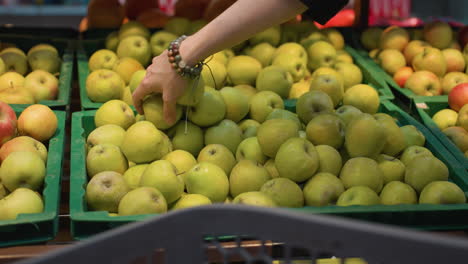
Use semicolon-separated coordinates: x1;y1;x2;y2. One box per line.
168;35;203;79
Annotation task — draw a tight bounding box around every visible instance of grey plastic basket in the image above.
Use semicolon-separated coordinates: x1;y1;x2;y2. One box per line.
15;205;468;264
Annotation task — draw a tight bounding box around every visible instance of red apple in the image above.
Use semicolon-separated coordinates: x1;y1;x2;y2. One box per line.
449;83;468;112
458;26;468;48
0;101;16;147
393;66;414;87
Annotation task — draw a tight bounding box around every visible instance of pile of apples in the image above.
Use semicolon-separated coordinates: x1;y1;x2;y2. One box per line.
431;83;468;157
0;102;58;220
0;43;61;104
361;21;468;96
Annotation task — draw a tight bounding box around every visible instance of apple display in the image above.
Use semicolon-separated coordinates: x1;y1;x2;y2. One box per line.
261;178;304;208
229;159;271;198
249;91;284;123
423;21;453;49
23;70;59;102
412;47;447;77
226;56;262;86
172;194;212;210
0;136;47;163
405;155;449;193
168;121;204;157
118;187;167;215
361;27;383;50
219;87;249;122
0;188;43;220
336;186;380;206
0;48;28;75
95;99;135;129
0;101;16;147
442;48;466;73
306;41;336;71
404;70;442;96
88;49;118;71
18;104;57;142
123;164;148;189
112;57;144;84
185;162;229;203
345;113;386;158
197;144;236;175
380;181;417;205
419;181;466;204
432;109;458;130
121;121;169;163
377;49;406;75
296;90;334;124
86;171;130;213
343;84;380;114
380;26;409;51
306;113;345;149
232;191;277;207
448;83;468;111
393;66;414;87
86;69;125;103
257;119;299;158
0;151;45;192
400;125;425;147
86;144;128;178
188;89;226;127
139;160;184;203
441;72;468;95
275;137;319;182
303;172;344;206
116;35;152;66
143;94;182;130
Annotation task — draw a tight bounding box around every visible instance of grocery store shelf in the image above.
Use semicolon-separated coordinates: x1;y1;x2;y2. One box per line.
0;5;86;16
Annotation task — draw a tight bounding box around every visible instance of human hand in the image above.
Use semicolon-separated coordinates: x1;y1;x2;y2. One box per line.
132;50;189;125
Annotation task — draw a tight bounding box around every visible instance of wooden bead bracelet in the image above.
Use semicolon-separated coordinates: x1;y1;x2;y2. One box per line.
168;35;203;79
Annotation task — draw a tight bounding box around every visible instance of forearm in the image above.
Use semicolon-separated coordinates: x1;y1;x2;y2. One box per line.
180;0;308;65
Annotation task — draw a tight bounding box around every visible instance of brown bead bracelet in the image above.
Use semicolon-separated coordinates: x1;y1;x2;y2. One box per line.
167;35;203;79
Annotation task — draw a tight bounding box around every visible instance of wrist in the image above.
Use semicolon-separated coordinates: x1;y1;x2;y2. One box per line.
178;35;205;66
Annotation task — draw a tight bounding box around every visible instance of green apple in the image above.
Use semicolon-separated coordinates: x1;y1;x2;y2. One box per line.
105;31;119;51
118;21;150;40
86;171;130;213
442;49;466;73
333;62;363;91
322;28;344;49
336;186;380;206
123;164;148;189
256;65;293;98
0;57;5;75
309;73;344;107
432;109;458;130
264;159;279;178
374;113;406;156
300;31;329;50
229;160;271;197
149;31;177;56
289;78;311;99
248;42;276;67
345;113;386;158
129;69;146;93
423;21;453;49
86;144;128;178
316;145;343;176
220;86;249;122
377;154;406;184
296;90;334;124
0;48;28;75
273;42;307;66
116;35;151;66
0;188;43;220
265;109;302;129
0;151;45;192
272;54;306;82
172;194;212;210
419;181;466;204
336;50;354;64
24;69;59;102
232;191;277;207
257;119;299;158
27;43;57;57
361;27;383;50
441;72;468;95
275;137;319;182
458;104;468;131
260;177;303;207
249;25;281;46
307;41;337;71
380;181;417;205
0;72;24;91
226;56;262;86
121;85;133;106
376;49;406;75
412;47;447;77
238;119;260;139
143;94;182;130
400;146;433;166
210;49;234;66
400;125;426;147
86;124;126;150
88;49;118;71
343;84;380;114
86;69;125;103
340;157;384;193
168;121;204;156
249;91;284;123
185;162;229;203
335;105;363;126
236;137;268;164
112;57;144;84
118;186;167;215
205;119;243;154
121;121;170;163
164;17;190;36
139;160;184;203
306;114;345;149
232;84;257;103
0;183;6;199
380;26;409;51
197;144;236;175
443;126;468;153
405;156;449;193
404;40;430;64
303;172;345;206
163;150;197;185
94;99;135;129
404;70;442;96
201;59;227;89
188;89;226;127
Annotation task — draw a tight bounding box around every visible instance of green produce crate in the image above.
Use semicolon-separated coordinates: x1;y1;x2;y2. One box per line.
0;35;74;109
0;27;78;40
0;109;66;247
414;97;468;170
70;100;468;240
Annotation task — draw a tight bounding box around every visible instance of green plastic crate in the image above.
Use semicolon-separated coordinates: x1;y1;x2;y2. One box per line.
0;27;78;40
70;100;468;240
0;109;66;247
414;97;468;170
0;35;74;109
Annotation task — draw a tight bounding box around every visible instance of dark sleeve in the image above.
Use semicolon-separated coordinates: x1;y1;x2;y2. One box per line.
299;0;349;25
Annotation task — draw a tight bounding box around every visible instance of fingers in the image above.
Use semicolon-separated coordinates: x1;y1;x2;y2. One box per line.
163;99;178;125
132;83;146;115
